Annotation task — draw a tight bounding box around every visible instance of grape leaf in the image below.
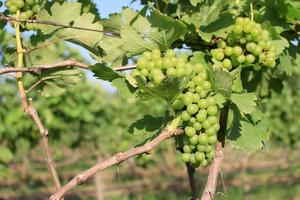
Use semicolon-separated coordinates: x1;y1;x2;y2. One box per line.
91;63;123;82
136;76;185;103
147;8;187;50
111;78;137;98
121;8;187;56
40;69;82;97
128;114;165;135
198;13;234;42
209;66;233;97
37;2;103;54
228;120;269;153
231;93;257;114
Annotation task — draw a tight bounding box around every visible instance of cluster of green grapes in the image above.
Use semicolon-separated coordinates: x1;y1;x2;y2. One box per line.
172;65;219;168
5;0;46;30
134;49;220;168
211;17;278;71
133;49;193;86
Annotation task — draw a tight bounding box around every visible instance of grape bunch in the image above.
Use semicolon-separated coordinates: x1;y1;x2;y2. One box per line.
172;65;219;168
211;17;278;71
133;49;193;86
133;49;220;168
5;0;46;30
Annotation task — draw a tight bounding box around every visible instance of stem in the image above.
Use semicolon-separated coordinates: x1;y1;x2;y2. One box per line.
14;11;28;109
186;163;197;200
250;0;254;21
201;105;229;200
14;11;62;193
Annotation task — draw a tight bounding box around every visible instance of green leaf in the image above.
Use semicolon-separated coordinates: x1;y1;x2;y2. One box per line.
147;8;187;50
0;147;13;163
121;8;187;56
37;2;103;54
276;46;300;76
111;78;137;98
209;66;233;97
189;51;207;65
136;76;186;103
228;120;269;153
91;63;123;82
128;114;165;135
231;93;257;114
40;69;82;97
198;13;234;42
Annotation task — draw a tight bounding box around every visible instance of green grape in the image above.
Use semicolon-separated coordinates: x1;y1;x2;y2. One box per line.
224;46;233;56
155;59;163;69
246;42;256;53
212;49;224;61
198;133;208;145
253;46;262;56
166;67;176;77
207;116;218;125
245;54;255;64
233;46;242;56
217;40;226;48
5;1;12;7
206;151;215;159
143;51;152;60
192;93;200;103
189;135;199;145
197;145;206;152
204;146;214;153
193;63;204;73
185;126;196;137
198;99;209;109
206;127;216;136
232;25;243;34
202;81;211;90
195;152;205;161
183;145;192;153
172;99;184;110
208;135;217;144
162;58;173;69
26;0;35;5
9;5;18;14
212;123;220;132
175;67;185;77
207;96;216;106
189;117;196;124
182;93;194;106
190;154;197;164
137;58;147;68
140;68;149;76
235;17;244;25
15;0;25;9
202;120;211;129
181;153;190;162
193;122;202;131
223;58;232;70
207;105;218;116
196;110;207;122
181;111;191;121
200;159;208;167
243;24;252;33
237;54;246;64
250;27;260;37
165;49;176;58
239;37;246;44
